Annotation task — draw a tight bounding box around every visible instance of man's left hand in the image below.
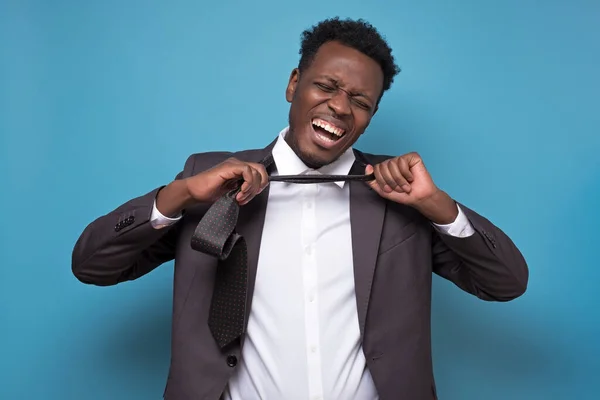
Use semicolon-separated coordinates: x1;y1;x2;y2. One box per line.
365;152;459;224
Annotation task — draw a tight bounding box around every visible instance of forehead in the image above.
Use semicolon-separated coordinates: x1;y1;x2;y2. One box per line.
305;41;384;95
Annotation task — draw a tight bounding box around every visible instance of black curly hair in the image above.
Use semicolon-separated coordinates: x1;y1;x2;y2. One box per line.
298;17;400;97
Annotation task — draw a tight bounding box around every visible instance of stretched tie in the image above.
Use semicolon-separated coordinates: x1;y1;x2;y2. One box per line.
190;154;374;349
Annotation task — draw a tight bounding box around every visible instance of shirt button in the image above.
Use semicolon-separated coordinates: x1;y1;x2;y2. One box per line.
310;345;317;353
306;246;312;255
226;355;237;367
309;294;315;302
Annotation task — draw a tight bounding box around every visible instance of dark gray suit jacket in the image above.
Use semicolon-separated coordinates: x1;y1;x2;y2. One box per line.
71;139;528;400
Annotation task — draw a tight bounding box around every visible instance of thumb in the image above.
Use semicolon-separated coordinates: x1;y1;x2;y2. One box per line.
365;164;379;190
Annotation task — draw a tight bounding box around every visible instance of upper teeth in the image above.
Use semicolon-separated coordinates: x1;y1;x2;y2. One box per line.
313;119;344;136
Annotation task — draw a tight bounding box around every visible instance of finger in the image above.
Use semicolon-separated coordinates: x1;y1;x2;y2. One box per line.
218;158;245;188
249;162;270;192
397;157;414;183
374;163;393;193
405;152;422;169
249;167;263;195
239;165;265;204
239;180;250;194
365;164;385;195
378;161;402;193
387;159;411;193
236;165;257;202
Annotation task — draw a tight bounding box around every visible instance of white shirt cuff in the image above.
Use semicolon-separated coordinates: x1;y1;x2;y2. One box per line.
150;199;182;229
431;204;475;238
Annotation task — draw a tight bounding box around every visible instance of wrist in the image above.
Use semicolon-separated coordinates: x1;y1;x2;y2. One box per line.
156;179;195;217
413;190;458;225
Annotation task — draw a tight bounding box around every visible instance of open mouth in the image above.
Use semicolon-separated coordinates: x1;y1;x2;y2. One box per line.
311;117;346;146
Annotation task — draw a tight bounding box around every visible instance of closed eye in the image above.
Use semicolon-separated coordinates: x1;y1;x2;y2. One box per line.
315;82;335;92
316;81;372;111
352;99;371;110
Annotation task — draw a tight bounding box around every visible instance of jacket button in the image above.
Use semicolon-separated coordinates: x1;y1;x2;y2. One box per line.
226;355;237;367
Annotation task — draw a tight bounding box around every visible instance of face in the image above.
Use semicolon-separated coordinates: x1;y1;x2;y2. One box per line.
285;41;384;169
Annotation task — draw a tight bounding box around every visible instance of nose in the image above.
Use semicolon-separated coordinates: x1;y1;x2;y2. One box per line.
327;90;351;116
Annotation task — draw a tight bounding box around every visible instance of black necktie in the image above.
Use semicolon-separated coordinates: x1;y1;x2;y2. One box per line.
190;154;373;349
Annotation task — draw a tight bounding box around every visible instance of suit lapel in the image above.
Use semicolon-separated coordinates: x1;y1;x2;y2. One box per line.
349;153;387;337
236;185;269;341
233;140;277;343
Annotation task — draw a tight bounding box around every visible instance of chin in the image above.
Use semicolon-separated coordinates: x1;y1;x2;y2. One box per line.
288;119;351;168
299;150;332;169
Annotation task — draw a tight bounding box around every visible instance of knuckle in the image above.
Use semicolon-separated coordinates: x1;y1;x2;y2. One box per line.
252;162;267;173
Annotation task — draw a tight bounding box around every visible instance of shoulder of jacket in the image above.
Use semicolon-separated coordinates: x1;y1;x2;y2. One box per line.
181;148;268;177
353;148;395;165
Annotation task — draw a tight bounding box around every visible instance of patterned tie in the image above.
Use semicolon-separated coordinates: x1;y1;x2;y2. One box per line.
190;154;374;349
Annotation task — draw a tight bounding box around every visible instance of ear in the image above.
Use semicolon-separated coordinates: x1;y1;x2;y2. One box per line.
285;68;300;103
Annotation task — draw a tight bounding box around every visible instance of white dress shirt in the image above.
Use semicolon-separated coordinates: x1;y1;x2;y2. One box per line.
151;128;474;399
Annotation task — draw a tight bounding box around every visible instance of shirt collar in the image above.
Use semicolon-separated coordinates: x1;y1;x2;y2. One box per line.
271;126;356;188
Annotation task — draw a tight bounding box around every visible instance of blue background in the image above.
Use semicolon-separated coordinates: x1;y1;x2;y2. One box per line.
1;0;598;399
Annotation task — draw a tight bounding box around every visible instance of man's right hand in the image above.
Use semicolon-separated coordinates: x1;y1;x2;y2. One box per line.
155;158;269;218
186;158;269;204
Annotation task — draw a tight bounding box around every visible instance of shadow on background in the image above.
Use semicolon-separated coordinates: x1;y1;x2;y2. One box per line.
431;283;575;400
68;272;175;400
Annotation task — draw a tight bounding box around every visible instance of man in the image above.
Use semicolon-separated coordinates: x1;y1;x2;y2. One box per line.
72;18;528;400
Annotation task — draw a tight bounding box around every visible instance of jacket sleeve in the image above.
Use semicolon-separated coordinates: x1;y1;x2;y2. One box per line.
71;154;196;286
431;202;529;301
